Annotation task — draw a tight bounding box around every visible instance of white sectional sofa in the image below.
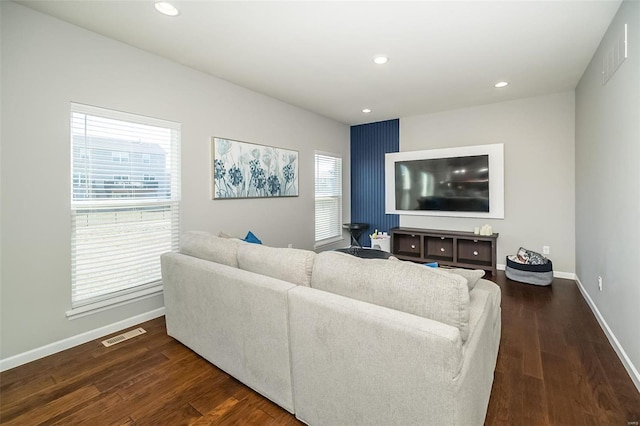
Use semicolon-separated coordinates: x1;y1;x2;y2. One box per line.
161;232;501;425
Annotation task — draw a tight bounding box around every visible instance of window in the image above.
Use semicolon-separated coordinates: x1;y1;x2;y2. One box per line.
70;103;180;318
315;152;342;247
111;151;129;162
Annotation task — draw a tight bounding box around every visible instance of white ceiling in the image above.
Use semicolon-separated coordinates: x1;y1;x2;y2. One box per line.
18;0;621;125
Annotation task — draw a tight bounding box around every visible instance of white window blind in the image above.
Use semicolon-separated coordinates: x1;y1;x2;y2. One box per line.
70;103;180;312
315;152;342;245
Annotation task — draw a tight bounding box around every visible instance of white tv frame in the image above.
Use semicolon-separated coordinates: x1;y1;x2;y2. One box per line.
385;143;504;219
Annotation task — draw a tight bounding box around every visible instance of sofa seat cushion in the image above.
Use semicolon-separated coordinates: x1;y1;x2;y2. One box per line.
238;243;316;287
311;251;470;341
180;231;241;268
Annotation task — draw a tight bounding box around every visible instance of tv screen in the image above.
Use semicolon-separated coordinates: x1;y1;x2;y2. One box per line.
394;155;489;212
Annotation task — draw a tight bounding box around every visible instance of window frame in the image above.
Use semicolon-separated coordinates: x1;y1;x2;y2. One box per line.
314;151;344;248
111;151;130;163
67;103;181;320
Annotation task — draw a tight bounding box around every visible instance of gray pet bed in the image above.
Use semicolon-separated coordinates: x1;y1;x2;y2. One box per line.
505;255;553;286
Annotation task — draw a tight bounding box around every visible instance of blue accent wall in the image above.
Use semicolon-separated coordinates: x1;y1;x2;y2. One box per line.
350;119;400;247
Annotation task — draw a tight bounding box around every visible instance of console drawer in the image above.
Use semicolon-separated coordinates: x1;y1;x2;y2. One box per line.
393;234;421;258
425;236;454;260
457;239;492;263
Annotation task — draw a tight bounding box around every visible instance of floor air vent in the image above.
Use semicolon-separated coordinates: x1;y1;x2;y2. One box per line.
101;327;146;347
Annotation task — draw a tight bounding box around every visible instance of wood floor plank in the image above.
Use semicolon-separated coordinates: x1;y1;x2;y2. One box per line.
124;360;222;423
521;312;543;379
132;372;230;423
244;406;276;425
51;346;149;384
521;375;548;426
92;351;169;392
242;389;295;420
1;374;98;421
159;339;200;362
0;341;100;388
541;350;587;425
591;340;640;423
572;339;625;424
188;375;246;416
0;372;56;409
49;392;126;425
484;370;510;424
116;355;211;401
191;397;241;425
135;403;202;426
2;273;639;425
209;397;272;426
2;384;100;425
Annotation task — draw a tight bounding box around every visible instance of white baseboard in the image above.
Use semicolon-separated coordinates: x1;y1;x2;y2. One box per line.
496;263;575;280
0;307;165;372
575;276;640;393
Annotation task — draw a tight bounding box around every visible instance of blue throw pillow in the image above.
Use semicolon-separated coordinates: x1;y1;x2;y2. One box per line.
424;262;439;268
243;231;262;244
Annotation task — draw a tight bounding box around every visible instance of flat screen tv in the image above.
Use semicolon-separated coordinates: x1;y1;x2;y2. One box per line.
385;144;504;219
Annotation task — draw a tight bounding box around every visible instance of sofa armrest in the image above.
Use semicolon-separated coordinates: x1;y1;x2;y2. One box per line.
450;279;502;424
288;285;465;426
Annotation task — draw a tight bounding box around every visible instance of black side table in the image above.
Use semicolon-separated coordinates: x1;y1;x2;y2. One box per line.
342;223;369;248
335;247;392;259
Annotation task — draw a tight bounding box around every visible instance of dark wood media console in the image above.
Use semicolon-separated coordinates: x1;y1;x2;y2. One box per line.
390;227;498;276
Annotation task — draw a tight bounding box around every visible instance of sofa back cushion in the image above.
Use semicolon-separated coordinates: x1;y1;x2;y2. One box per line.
238;244;316;287
180;231;241;268
311;251;470;341
446;268;485;290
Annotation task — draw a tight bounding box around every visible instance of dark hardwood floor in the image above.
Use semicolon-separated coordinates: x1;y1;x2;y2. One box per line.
1;273;639;425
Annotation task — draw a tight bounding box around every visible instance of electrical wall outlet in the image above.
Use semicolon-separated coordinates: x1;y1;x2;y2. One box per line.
542;246;550;255
287;243;293;248
598;276;603;291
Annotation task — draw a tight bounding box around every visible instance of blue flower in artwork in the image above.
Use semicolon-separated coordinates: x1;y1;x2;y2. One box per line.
228;166;243;187
249;159;266;189
214;159;226;180
267;175;281;195
253;169;266;189
283;163;295;183
249;159;260;175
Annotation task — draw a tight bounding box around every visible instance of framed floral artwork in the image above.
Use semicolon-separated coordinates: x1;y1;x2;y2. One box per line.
211;137;299;199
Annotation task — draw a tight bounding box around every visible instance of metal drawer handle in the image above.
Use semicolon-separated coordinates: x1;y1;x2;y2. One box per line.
411;244;416;249
440;248;445;252
473;251;479;256
441;237;445;240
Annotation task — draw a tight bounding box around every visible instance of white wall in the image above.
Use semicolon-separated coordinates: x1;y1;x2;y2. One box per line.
0;3;349;360
575;0;640;388
400;92;576;274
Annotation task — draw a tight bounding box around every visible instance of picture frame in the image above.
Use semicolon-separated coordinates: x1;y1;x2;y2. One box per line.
211;137;299;199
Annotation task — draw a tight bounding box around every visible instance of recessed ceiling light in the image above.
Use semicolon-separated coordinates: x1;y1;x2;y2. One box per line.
494;81;509;88
362;108;372;113
155;2;180;16
373;56;389;65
